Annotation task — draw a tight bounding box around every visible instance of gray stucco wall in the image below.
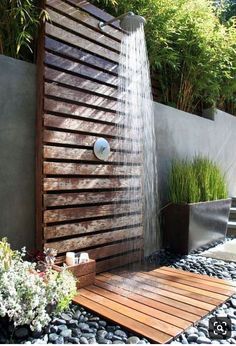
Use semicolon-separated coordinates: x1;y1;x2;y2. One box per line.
0;55;36;250
154;102;236;207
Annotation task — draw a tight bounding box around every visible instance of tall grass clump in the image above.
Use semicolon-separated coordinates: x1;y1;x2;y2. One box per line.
169;156;228;204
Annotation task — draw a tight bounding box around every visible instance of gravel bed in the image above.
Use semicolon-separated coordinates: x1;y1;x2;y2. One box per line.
0;305;150;344
2;237;236;344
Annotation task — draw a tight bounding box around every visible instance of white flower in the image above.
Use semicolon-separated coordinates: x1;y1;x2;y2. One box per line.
0;242;77;331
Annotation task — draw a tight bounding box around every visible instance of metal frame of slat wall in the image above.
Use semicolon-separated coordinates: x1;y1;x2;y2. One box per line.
36;0;156;272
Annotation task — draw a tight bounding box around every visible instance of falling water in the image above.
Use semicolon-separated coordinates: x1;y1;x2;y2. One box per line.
116;24;159;260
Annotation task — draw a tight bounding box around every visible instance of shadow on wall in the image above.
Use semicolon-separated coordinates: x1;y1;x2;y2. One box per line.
0;55;36;250
154;102;236;208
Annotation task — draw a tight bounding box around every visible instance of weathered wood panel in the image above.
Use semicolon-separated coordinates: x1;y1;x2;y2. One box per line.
36;0;144;271
44;214;142;239
44;190;142;207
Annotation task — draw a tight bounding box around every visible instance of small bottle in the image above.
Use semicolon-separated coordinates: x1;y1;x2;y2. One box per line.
66;252;75;266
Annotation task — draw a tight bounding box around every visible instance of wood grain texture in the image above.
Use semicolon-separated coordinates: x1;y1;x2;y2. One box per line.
45;67;119;98
44;214;142;239
44;162;141;176
74;267;236;343
74;295;172;343
162;266;236;287
97;273;208;316
44;227;143;253
45;23;119;62
37;0;143;271
43;115;139;139
47;0;122;42
44;177;141;191
45;82;117;110
44;190;141;207
44;202;141;223
46;5;120;52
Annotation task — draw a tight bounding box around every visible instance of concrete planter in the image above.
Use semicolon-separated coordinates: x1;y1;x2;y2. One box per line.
163;198;232;254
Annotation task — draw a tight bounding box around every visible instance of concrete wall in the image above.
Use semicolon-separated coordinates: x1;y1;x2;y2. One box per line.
154;102;236;207
0;55;36;250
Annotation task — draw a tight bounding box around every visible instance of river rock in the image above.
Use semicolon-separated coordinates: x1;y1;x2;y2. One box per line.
127;336;140;343
49;333;59;343
187;334;198;343
114;330;127;339
14;327;29;339
80;336;89;344
197;336;212;344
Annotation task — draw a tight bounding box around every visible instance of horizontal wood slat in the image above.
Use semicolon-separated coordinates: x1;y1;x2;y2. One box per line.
157;267;236;290
44;202;141;223
80;288;183;336
45;51;118;86
44;162;141;176
74;295;171;344
45;23;119;63
45;37;118;74
148;269;234;296
44;214;142;239
44;145;141;164
44;99;121;126
45;226;143;253
94;280;199;323
46;6;120;52
101;272;215;311
118;271;224;304
44;115;139;139
162;266;236;287
44;190;142;207
66;0;123;38
37;0;144;272
86;284;190;330
45;67;119;99
47;0;122;41
45;82;118;111
74;267;236;343
44;177;141;191
87;239;143;260
97;273;208;316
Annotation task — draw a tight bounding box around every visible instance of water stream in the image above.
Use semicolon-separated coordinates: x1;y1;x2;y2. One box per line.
116;25;159;261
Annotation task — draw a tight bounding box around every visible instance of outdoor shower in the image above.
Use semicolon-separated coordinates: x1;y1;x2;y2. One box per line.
100;9;159;256
98;11;146;32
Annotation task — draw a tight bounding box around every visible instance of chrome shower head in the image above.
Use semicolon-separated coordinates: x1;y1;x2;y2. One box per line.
98;11;146;33
120;12;146;32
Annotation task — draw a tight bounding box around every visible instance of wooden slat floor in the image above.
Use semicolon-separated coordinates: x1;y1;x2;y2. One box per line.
73;266;236;344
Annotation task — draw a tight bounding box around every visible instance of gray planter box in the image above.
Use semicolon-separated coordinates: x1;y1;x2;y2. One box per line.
163;198;232;254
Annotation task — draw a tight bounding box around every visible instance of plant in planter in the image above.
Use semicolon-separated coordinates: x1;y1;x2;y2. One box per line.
163;156;231;254
0;238;77;335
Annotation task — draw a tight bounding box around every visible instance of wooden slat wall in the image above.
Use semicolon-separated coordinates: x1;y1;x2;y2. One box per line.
36;0;147;271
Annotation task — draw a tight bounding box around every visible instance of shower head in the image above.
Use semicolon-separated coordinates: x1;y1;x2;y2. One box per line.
98;11;146;33
120;13;146;32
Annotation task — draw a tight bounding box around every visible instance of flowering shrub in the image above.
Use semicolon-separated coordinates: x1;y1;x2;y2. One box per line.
0;238;77;331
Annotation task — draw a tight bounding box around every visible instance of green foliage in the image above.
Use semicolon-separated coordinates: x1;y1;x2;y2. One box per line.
0;0;49;61
169;156;228;204
94;0;236;115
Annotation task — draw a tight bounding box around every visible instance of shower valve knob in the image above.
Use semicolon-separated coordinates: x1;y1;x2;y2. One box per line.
93;138;110;161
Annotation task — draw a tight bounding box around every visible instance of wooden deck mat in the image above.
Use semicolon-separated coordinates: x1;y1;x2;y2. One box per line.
73;266;236;343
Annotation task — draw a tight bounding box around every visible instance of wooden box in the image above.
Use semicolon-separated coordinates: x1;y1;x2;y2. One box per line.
53;259;96;288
